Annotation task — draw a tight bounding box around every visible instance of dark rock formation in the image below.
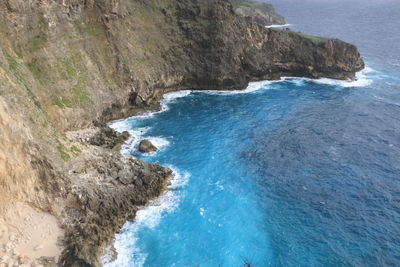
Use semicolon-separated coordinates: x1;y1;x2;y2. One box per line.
139;139;158;153
89;122;130;150
232;0;286;26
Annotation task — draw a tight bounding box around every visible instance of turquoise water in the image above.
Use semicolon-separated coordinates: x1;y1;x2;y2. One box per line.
105;1;400;266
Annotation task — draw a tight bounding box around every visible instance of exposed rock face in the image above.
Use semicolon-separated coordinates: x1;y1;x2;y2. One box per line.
61;147;172;266
0;0;365;266
86;123;130;150
139;139;158;153
232;0;286;26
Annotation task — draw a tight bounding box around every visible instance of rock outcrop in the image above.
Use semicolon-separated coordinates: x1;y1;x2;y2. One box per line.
139;140;158;153
0;0;364;266
232;0;286;26
61;146;172;266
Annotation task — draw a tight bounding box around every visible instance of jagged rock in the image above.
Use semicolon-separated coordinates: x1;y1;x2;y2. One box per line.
88;123;130;150
139;140;158;153
61;147;172;266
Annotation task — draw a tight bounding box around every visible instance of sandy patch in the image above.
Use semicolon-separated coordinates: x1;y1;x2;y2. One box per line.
0;202;63;266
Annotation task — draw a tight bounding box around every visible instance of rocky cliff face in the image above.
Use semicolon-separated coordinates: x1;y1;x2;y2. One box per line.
232;0;286;26
0;0;364;266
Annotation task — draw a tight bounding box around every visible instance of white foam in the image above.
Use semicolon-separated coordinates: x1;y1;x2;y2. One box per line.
110;67;375;156
312;67;374;87
196;80;276;96
104;167;190;267
279;67;375;88
200;208;205;217
265;23;292;28
163;90;192;100
111;67;374;131
109;118;135;133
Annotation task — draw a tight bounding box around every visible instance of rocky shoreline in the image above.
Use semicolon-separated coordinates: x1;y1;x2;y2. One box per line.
0;0;365;266
59;125;172;266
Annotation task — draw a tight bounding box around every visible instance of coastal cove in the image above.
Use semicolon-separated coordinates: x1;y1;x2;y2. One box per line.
0;0;398;266
103;0;400;265
105;65;399;266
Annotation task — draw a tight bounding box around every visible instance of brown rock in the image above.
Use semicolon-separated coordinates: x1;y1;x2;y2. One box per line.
139;140;158;153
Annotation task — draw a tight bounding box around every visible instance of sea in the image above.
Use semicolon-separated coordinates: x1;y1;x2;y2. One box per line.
104;0;400;266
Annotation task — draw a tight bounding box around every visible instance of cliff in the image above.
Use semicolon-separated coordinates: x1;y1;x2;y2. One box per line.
232;0;286;26
0;0;364;266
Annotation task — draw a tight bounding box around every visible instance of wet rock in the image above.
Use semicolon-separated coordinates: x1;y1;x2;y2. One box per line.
139;140;158;153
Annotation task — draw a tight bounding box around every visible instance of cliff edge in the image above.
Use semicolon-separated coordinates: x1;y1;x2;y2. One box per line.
0;0;364;266
232;0;286;26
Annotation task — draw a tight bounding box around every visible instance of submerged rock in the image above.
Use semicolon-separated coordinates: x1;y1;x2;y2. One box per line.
139;140;158;153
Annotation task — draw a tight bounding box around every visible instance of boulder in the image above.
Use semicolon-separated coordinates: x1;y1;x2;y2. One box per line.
139;140;157;153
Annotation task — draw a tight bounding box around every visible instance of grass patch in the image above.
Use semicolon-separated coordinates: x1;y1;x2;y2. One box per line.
27;58;47;85
57;54;86;80
56;143;82;160
5;53;18;71
26;87;42;109
51;97;72;108
72;86;90;103
83;23;104;37
70;145;82;156
298;32;330;43
5;53;43;109
30;34;47;52
57;144;71;161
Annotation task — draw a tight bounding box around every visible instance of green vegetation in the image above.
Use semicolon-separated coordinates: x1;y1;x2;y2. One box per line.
51;86;90;108
5;53;43;109
57;143;82;161
30;34;47;52
231;0;274;12
5;53;18;71
83;23;105;37
231;0;252;8
26;87;42;109
51;54;91;108
57;144;71;161
298;32;330;43
51;97;72;108
70;145;82;155
28;17;48;51
58;56;78;79
27;58;47;85
72;86;90;103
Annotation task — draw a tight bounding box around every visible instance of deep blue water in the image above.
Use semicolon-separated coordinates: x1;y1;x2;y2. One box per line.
106;1;400;266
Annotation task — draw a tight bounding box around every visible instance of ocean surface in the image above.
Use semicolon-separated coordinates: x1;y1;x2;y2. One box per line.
105;0;400;266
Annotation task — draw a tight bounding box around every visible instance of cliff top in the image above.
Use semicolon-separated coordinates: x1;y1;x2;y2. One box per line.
231;0;286;26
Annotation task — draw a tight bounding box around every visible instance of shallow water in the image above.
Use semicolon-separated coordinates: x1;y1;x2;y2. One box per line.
106;1;400;266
